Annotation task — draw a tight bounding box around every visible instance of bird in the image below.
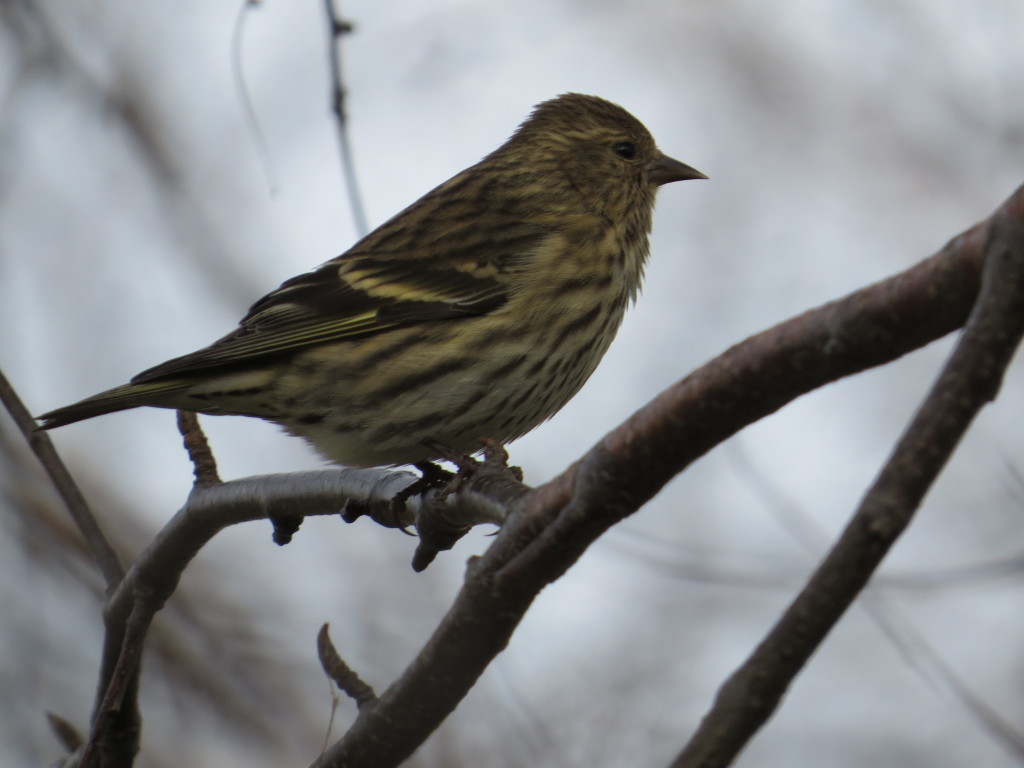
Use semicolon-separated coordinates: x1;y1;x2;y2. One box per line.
38;93;706;468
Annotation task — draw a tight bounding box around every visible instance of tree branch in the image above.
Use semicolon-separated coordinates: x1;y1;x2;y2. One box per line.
318;624;378;709
322;0;368;238
670;190;1024;766
78;465;523;766
177;410;221;486
34;182;1022;767
0;369;125;587
308;189;1020;767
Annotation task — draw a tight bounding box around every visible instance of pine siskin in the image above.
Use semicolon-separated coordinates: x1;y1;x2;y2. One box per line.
38;93;705;467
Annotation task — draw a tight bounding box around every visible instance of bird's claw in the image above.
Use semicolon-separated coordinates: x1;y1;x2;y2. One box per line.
406;438;522;570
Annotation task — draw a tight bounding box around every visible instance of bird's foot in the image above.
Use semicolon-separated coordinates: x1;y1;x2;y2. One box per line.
408;438;522;571
421;437;523;482
391;460;455;509
340;461;453;532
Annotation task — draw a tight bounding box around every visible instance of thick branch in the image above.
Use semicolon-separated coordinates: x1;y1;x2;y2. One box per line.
670;190;1024;766
310;188;1021;767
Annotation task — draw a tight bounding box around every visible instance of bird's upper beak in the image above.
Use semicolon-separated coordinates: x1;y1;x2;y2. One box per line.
647;152;708;186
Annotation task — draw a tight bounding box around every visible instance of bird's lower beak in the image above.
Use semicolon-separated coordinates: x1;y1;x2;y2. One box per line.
648;152;708;186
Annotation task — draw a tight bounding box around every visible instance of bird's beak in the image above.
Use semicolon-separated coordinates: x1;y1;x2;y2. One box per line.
647;152;708;186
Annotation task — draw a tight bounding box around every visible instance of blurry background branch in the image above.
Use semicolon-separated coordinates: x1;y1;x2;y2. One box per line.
322;0;368;238
0;0;268;308
0;369;124;587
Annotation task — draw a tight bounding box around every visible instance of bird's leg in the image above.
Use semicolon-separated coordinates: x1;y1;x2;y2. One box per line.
390;460;455;511
419;439;477;473
476;437;524;482
418;437;523;492
418;437;520;477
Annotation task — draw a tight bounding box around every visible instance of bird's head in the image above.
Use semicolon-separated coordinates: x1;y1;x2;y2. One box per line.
505;93;705;220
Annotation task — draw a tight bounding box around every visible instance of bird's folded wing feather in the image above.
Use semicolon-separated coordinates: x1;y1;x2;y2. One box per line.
131;231;545;384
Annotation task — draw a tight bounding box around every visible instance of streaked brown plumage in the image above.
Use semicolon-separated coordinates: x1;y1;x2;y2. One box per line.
38;93;705;466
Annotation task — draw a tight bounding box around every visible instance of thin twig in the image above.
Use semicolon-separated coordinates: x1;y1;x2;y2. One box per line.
318;624;377;708
232;0;280;195
46;712;84;754
322;0;368;237
177;410;221;486
0;368;125;587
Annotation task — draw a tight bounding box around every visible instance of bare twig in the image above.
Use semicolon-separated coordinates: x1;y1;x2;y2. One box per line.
0;368;125;587
46;712;84;754
670;188;1024;768
322;0;368;237
231;0;279;195
318;624;377;708
177;410;221;486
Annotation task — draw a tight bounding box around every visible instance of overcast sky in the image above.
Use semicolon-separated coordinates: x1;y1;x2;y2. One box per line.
2;2;1024;766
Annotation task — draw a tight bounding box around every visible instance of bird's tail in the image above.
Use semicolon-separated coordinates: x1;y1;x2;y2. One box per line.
37;380;191;430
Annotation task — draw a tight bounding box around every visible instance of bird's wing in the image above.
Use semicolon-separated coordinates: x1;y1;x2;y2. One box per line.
131;232;544;384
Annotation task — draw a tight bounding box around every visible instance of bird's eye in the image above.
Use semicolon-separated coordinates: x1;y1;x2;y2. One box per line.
611;141;637;160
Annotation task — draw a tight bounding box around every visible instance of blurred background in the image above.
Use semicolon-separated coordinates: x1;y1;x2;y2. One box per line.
2;1;1024;766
